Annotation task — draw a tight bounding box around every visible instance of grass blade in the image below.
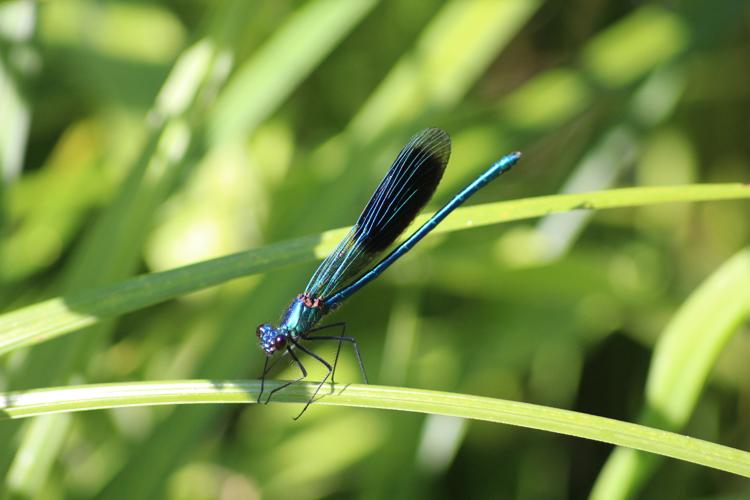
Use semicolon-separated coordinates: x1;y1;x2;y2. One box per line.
591;248;750;499
0;184;748;356
208;0;376;144
1;380;748;478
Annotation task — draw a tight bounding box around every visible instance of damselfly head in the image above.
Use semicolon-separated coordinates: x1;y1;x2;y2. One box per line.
257;323;287;355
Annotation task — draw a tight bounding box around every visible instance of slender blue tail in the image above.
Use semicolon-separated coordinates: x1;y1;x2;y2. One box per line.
324;151;522;308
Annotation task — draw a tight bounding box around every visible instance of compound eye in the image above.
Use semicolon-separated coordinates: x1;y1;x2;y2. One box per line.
273;335;287;350
256;325;264;339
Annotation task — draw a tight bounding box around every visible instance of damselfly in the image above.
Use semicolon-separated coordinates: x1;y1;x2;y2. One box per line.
256;128;521;418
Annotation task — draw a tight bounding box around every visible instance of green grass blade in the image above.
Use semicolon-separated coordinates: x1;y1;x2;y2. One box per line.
591;248;750;499
648;248;750;425
208;0;376;144
3;3;253;493
0;1;35;183
1;380;748;478
348;0;541;138
0;184;748;357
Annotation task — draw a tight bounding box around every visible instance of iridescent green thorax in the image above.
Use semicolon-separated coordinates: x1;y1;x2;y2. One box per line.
279;294;327;338
257;294;328;355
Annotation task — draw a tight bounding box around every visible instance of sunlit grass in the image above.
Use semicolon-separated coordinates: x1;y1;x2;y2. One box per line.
1;381;748;478
1;0;749;498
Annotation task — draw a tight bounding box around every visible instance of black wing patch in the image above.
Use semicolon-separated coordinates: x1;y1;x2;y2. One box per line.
305;128;451;298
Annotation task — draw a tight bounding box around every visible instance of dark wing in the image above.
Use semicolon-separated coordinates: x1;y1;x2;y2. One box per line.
305;128;451;299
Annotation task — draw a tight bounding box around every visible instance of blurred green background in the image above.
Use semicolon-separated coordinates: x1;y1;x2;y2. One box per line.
1;0;749;498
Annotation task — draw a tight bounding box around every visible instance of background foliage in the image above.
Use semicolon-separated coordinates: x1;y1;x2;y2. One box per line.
0;0;749;499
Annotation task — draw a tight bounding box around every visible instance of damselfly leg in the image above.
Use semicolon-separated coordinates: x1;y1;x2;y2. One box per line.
288;338;333;420
307;323;368;385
